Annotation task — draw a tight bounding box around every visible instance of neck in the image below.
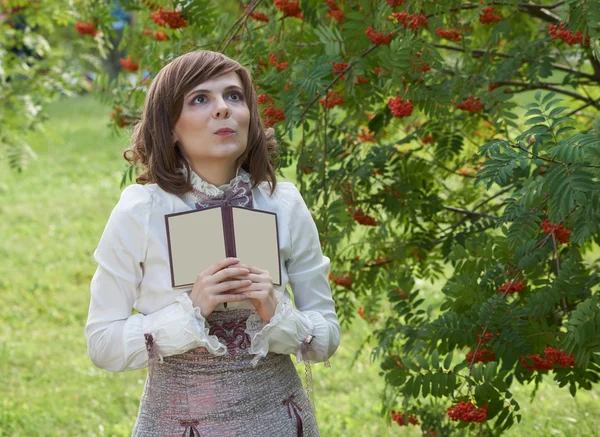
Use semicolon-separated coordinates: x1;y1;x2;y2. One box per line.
187;160;239;187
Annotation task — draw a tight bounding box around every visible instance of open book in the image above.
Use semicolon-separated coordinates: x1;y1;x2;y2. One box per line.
165;205;281;289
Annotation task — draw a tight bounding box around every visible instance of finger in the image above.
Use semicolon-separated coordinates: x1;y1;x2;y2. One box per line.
242;290;270;300
203;257;241;277
214;279;253;293
212;293;248;304
236;264;266;274
229;273;263;282
213;267;250;283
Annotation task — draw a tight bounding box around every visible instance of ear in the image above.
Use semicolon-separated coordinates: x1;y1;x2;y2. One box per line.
172;132;178;146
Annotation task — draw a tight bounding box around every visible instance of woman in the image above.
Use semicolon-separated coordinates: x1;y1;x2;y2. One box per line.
84;50;340;436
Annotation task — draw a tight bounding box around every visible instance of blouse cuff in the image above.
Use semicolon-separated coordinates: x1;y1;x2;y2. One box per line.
142;292;227;358
175;293;228;356
294;314;329;364
246;294;310;367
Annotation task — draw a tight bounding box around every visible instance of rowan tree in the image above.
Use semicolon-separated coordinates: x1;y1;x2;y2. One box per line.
76;0;600;434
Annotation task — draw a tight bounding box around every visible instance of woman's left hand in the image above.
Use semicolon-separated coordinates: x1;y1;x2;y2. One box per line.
235;264;277;322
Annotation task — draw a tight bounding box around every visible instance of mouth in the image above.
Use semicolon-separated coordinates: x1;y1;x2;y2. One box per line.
214;129;235;136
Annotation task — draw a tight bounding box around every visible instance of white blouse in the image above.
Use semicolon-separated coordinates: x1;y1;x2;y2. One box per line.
84;168;340;372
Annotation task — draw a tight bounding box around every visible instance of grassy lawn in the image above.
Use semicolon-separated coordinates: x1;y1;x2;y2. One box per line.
1;95;598;436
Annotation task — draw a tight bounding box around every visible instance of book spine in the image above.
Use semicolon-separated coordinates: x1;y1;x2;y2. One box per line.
221;206;236;258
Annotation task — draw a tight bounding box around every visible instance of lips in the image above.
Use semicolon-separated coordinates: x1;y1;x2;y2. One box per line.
214;128;235;134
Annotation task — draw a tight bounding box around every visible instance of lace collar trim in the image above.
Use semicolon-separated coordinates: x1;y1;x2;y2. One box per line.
178;165;252;203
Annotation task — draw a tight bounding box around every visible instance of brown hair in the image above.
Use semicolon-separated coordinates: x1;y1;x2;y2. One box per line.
124;50;278;196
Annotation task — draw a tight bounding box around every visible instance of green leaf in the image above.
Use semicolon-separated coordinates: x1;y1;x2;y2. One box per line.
525;116;547;126
443;352;454;370
431;349;440;369
416;354;429;371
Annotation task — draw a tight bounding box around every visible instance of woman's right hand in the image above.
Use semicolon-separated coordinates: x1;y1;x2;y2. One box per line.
189;257;252;319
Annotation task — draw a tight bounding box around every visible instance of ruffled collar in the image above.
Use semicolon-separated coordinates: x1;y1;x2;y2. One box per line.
178;165;252;206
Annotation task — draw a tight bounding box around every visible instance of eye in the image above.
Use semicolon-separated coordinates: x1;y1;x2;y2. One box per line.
229;92;244;101
192;95;206;104
191;92;243;104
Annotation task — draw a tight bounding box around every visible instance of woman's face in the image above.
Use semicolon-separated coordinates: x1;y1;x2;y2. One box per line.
173;72;250;170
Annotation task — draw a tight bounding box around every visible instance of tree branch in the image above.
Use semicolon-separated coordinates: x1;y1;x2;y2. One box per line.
517;3;561;23
443;206;498;220
433;44;597;82
494;80;600;110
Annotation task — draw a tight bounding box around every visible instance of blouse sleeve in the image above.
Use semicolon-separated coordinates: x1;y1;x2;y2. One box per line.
84;185;227;373
248;184;341;366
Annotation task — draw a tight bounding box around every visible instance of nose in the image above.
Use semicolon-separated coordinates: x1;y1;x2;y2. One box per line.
212;97;231;119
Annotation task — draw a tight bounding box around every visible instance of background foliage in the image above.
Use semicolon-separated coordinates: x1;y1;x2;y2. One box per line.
3;0;600;435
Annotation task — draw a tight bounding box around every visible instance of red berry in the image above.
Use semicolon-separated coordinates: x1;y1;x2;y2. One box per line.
365;27;394;45
262;105;285;128
497;280;525;294
479;6;502;24
75;21;98;37
549;23;589;46
153;31;167;41
119;56;139;72
268;53;289;70
274;0;304;19
454;96;484;113
388;96;413;118
320;91;344;109
151;7;188;29
448;401;488;423
466;348;496;364
436;27;462;42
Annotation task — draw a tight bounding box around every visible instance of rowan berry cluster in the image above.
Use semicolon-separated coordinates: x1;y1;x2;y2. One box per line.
262;106;285;128
274;0;304;19
466;348;496;364
447;401;488;423
454;96;484;112
391;410;419;426
301;164;315;175
257;94;274;105
329;272;352;289
75;21;98;36
549;23;589;46
244;3;270;22
358;306;379;323
388;96;414;118
477;332;495;344
435;27;462;42
497;280;525;294
421;134;434;144
390;12;428;30
350;208;378;226
332;62;348;78
394;287;408;299
365;27;394;45
320;91;344;108
152;31;167;41
268;53;288;70
521;347;575;371
325;0;344;22
358;127;376;143
251;11;270;22
540;220;572;244
150;7;188;29
479;6;502;24
119;56;139;72
111;107;133;128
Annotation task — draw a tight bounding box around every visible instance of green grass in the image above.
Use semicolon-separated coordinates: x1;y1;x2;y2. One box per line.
0;95;599;436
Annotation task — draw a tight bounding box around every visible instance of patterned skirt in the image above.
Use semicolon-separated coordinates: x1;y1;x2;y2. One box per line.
132;308;320;437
